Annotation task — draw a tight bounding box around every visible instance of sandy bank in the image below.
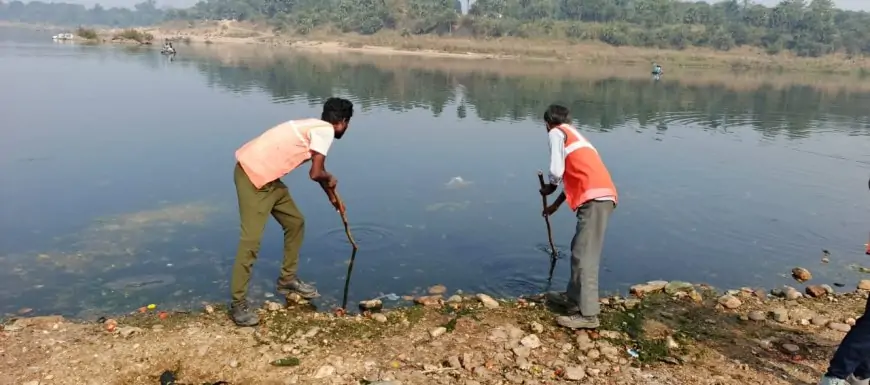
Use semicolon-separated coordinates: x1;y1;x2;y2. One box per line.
3;276;867;385
86;20;870;75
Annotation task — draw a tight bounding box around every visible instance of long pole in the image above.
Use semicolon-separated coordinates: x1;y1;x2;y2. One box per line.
332;189;358;250
537;171;558;280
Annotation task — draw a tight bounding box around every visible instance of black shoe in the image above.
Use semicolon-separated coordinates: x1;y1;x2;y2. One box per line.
546;291;580;313
277;278;320;299
230;300;260;327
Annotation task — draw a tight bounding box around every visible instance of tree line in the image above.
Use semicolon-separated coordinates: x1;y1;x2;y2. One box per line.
3;0;870;57
0;0;164;26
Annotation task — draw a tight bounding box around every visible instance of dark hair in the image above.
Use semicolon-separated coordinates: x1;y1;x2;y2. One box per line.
543;104;571;125
321;97;354;124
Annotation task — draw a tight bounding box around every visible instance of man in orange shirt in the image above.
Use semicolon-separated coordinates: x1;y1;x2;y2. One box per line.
539;104;618;329
229;97;353;326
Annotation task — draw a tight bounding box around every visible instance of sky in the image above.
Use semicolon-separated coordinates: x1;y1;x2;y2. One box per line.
60;0;869;14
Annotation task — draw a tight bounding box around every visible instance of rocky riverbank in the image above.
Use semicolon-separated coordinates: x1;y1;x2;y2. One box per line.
2;276;868;385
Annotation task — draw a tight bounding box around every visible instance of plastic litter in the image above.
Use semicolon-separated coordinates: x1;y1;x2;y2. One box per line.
627;348;639;359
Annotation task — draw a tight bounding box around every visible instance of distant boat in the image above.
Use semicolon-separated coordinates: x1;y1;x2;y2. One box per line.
52;33;74;41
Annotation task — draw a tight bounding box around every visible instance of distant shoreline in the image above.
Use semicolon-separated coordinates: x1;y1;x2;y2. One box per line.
7;20;870;75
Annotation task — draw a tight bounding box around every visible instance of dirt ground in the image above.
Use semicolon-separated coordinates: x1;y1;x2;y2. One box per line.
2;280;867;385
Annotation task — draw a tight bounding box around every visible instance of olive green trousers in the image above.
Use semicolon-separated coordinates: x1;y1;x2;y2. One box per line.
230;162;305;303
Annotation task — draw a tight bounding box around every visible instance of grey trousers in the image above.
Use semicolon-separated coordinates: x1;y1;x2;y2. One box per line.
566;200;615;317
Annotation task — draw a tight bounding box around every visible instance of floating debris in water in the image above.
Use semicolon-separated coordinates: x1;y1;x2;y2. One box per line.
104;274;176;291
445;176;473;189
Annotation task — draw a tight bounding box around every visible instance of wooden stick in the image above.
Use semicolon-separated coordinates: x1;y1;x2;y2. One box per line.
340;248;358;310
537;171;557;257
538;171;559;282
332;190;358;250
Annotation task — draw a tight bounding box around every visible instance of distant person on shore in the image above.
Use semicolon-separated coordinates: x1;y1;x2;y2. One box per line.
229;97;353;327
817;178;870;385
539;104;618;329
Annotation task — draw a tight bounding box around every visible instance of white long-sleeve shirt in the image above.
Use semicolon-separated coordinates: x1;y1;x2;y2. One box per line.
547;128;615;202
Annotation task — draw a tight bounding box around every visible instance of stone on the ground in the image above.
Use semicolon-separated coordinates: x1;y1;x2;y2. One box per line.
10;315;64;330
447;295;463;303
118;326;143;338
430;327;447;338
371;313;388;323
717;294;742;309
791;267;812;282
784;287;803;300
264;300;283;311
781;344;800;354
520;334;541;349
447;356;462;369
359;299;383;311
596;341;619;359
22;381;39;385
428;285;447;295
788;308;816;322
512;346;531;358
664;281;694;295
314;365;335;378
748;311;766;321
304;327;320;338
461;352;478;370
529;321;544;334
811;316;830;326
829;322;852;332
666;336;680;349
229;359;239;368
630;281;668;296
859;280;870;291
516;357;531;370
576;332;594;351
506;325;525;341
414;295;443;307
847;317;857;326
476;294;500;309
805;285;828;298
564;366;586;381
204;304;215;314
586;349;601;360
623;299;641;309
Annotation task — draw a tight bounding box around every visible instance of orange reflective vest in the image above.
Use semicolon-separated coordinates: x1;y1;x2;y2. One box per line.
554;124;618;210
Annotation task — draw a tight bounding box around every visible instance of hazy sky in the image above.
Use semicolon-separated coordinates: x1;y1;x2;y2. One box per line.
64;0;868;13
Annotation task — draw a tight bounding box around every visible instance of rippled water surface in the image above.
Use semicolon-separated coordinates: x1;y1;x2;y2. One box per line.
2;28;870;318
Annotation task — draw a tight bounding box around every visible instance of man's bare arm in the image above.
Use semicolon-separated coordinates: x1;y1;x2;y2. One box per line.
310;152;338;204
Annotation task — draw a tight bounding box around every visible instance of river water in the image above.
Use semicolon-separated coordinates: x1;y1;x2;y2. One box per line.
2;28;869;318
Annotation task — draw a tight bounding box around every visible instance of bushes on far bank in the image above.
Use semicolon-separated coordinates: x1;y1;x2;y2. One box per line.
75;26;98;40
113;28;154;44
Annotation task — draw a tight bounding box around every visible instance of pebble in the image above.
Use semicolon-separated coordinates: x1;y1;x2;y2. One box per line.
564;366;586;381
229;359;239;368
811;316;830;326
586;348;601;360
529;321;544;334
429;327;447;338
666;336;679;349
447;355;462;369
204;304;215;314
414;295;443;307
313;365;335;378
118;326;143;338
784;288;803;300
476;294;500;309
748;311;766;321
516;357;531;370
371;313;388;323
428;285;447;295
447;295;463;303
664;281;694;295
265;301;283;311
846;318;857;326
520;334;541;349
512;346;531;358
781;344;800;354
792;267;812;282
151;324;164;331
859;280;870;291
717;294;742;309
829;322;852;332
772;308;789;323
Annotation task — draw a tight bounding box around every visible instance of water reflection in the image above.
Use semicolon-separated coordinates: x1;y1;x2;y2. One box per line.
2;38;870;318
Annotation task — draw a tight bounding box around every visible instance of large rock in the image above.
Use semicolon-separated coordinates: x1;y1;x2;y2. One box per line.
717;294;742;309
791;267;812;283
428;285;447;295
414;295;443;307
630;281;668;296
748;311;766;321
829;322;852;332
476;294;500;309
664;281;694;295
805;285;828;298
859;280;870;291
